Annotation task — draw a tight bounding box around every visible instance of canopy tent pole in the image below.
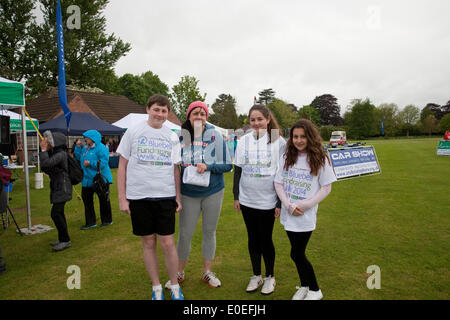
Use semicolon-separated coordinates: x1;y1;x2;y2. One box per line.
21;107;32;230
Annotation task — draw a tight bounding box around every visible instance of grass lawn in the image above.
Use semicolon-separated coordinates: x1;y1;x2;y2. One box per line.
0;137;448;300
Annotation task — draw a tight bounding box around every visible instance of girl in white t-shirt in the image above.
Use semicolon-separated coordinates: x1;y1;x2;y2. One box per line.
274;119;337;300
233;104;286;295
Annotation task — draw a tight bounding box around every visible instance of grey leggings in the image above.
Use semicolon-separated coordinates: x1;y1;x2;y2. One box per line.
177;189;225;261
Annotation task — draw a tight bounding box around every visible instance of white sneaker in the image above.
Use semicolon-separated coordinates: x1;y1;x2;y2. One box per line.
304;289;323;300
246;275;263;292
261;276;276;295
202;271;221;288
292;286;309;300
152;285;164;300
164;272;185;289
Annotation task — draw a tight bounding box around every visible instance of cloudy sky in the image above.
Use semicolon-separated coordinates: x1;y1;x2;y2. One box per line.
102;0;449;115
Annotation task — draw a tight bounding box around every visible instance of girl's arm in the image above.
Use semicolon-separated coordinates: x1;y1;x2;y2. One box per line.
206;133;232;173
174;165;182;212
295;184;332;211
233;165;242;211
274;182;297;215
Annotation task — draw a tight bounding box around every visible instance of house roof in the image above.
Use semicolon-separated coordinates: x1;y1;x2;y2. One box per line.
22;87;181;125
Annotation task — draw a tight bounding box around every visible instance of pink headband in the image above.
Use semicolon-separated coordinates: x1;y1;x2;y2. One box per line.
187;101;209;119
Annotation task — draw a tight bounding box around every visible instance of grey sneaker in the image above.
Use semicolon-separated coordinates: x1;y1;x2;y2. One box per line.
50;240;60;246
52;241;71;252
261;276;276;295
246;275;263;292
292;286;309;300
202;271;221;288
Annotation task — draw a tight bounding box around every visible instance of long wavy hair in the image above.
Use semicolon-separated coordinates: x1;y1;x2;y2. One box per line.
248;104;282;144
284;119;329;176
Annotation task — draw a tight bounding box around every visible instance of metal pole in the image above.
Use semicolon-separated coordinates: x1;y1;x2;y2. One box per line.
21;107;32;230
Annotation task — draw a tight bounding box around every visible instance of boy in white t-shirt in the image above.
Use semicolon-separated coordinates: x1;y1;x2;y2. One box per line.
116;94;184;300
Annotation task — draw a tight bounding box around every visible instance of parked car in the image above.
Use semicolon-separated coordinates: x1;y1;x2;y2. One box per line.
329;131;347;146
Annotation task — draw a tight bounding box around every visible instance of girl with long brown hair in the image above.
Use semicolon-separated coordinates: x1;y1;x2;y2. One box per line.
274;119;337;300
233;104;286;295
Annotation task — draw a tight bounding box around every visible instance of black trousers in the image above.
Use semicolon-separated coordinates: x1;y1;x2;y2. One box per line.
241;204;276;277
51;202;70;242
286;230;319;291
81;185;112;226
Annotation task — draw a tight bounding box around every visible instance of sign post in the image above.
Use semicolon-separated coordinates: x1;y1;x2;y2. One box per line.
327;146;381;180
436;140;450;156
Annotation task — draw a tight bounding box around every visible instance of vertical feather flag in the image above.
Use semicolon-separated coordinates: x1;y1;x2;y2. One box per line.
56;0;72;129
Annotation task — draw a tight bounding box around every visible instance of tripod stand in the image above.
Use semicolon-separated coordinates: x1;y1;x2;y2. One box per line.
0;180;23;236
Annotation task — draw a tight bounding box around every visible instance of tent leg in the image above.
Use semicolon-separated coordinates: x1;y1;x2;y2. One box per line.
21;107;32;230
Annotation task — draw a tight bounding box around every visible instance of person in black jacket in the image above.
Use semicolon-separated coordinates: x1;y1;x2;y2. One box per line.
40;131;73;252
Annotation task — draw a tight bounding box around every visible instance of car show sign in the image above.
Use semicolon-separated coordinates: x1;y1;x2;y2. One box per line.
327;146;381;180
436;140;450;156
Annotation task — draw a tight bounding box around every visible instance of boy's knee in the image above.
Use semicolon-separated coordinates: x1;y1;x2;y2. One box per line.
158;235;175;250
141;234;157;249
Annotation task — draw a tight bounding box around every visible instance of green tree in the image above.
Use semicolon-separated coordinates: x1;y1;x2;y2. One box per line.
170;75;206;121
377;103;401;137
209;94;239;129
25;0;131;98
347;98;377;139
399;104;420;137
0;0;36;81
420;103;441;121
422;114;440;136
267;98;298;129
298;105;321;126
116;71;169;105
310;94;343;126
257;88;276;105
440;113;450;133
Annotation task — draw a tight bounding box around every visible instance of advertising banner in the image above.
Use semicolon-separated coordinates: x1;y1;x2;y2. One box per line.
327;146;381;180
436;140;450;156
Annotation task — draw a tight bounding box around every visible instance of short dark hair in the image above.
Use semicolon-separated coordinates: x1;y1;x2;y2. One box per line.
146;94;171;110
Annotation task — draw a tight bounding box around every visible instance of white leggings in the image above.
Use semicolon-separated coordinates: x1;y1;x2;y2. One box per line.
177;189;225;261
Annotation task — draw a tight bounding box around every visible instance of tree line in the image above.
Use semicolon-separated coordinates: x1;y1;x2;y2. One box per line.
1;0;449;139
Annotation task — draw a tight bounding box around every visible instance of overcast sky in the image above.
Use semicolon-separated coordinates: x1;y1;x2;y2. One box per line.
100;0;450;115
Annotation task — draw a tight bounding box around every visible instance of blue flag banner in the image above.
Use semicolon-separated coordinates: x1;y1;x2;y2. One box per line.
381;119;384;135
56;0;72;128
327;146;381;179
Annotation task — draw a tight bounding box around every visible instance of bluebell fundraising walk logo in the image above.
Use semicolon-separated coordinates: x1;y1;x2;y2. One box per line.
137;136;173;166
242;149;274;178
281;168;313;202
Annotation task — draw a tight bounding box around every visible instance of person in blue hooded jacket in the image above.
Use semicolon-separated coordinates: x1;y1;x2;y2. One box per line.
74;130;113;229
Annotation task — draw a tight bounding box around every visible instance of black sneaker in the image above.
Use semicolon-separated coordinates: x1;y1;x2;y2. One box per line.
52;241;71;252
100;222;113;227
80;224;97;230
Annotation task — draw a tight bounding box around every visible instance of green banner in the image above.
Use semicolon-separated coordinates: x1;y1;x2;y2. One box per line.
0;79;25;107
436;140;450;156
10;119;39;132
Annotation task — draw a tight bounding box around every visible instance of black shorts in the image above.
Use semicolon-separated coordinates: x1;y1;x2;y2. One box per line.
129;199;177;236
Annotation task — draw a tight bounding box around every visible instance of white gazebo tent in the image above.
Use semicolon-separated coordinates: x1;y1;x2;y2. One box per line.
0;77;33;231
112;113;181;131
112;113;230;137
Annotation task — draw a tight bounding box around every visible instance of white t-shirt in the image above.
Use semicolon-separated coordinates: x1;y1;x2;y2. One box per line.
274;154;337;232
116;120;181;199
234;131;286;210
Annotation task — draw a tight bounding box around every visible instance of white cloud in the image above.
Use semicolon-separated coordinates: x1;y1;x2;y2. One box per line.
104;0;450;115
